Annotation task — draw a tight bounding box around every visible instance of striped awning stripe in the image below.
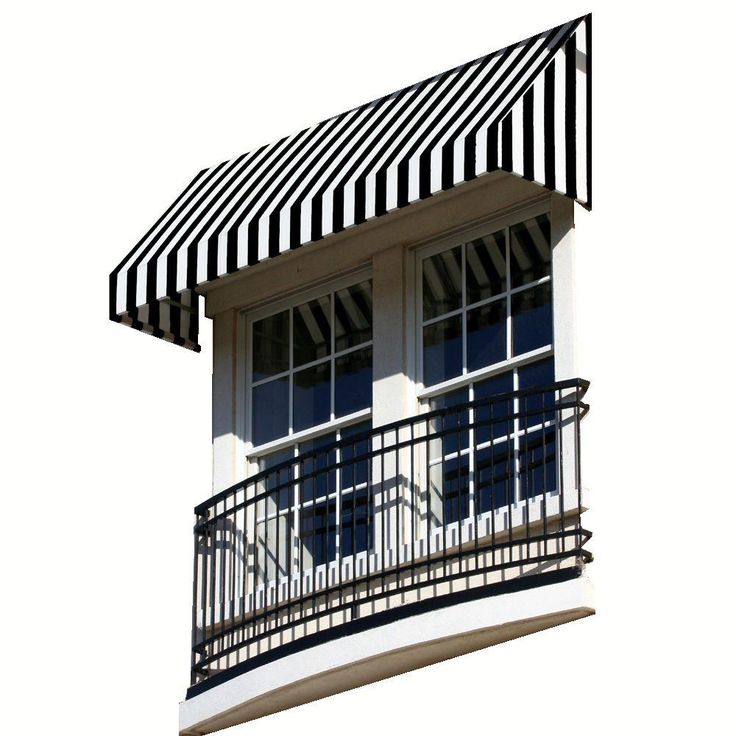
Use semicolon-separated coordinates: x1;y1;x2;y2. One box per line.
110;14;591;352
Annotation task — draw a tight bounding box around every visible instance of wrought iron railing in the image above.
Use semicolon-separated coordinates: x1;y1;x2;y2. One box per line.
189;378;591;695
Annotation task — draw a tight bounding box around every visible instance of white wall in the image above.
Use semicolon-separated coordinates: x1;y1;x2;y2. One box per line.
3;3;734;736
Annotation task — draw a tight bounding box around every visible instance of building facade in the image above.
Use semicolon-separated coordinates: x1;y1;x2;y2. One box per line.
110;14;593;735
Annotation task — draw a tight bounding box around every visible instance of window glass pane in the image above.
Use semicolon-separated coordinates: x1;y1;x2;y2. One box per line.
476;442;513;512
429;386;469;458
510;214;551;288
253;310;289;382
511;282;552;356
335;281;372;352
258;446;295;509
518;357;556;425
423;246;462;320
466;230;506;304
519;427;557;499
299;432;337;503
293;362;331;432
340;420;372;490
335;347;372;418
423;314;462;386
467;300;507;372
340;486;371;556
440;453;470;525
252;376;289;446
300;498;337;566
293;295;331;367
474;370;514;444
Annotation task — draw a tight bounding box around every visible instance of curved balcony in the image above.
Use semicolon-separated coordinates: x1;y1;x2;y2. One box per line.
188;378;591;699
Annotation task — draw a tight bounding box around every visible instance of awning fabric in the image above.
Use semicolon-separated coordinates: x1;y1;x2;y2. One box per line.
110;14;591;352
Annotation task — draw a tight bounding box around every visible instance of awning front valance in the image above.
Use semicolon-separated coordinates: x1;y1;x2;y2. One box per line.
110;14;591;351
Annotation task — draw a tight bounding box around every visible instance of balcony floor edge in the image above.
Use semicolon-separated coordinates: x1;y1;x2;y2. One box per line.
180;568;594;735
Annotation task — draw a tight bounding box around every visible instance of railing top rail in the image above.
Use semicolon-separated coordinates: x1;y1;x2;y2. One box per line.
194;377;590;518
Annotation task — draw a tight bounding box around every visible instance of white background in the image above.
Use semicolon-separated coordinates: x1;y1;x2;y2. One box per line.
3;1;735;734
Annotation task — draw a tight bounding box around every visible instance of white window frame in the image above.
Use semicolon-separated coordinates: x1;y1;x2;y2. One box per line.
242;267;373;467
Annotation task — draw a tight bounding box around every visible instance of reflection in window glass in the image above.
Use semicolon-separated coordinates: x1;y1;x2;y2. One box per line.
466;230;506;304
300;499;337;566
423;246;462;320
253;310;289;382
423;315;462;386
477;442;513;512
335;347;372;418
335;281;372;352
298;432;337;503
293;296;331;367
519;427;557;499
293;362;331;432
511;282;552;356
258;446;294;510
466;301;506;373
340;421;371;490
430;386;469;458
474;371;514;444
252;376;289;446
518;357;556;424
510;214;551;288
250;280;373;448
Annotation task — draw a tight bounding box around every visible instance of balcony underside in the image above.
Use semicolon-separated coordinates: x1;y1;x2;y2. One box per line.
180;568;593;735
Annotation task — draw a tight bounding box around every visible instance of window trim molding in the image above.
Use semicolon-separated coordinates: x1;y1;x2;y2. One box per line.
240;266;373;466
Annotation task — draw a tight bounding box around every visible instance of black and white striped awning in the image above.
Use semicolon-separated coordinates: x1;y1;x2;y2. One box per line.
110;14;591;352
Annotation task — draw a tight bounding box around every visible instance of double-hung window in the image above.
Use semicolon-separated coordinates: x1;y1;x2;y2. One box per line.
246;277;373;578
418;210;557;528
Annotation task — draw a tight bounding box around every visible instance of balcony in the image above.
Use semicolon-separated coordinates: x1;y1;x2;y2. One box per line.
188;378;591;700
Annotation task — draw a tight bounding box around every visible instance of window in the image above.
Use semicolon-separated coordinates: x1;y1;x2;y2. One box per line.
247;277;373;578
419;213;552;389
248;278;373;450
419;212;557;527
254;420;373;580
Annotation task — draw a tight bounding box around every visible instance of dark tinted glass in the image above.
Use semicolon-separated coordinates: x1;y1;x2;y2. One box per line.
300;499;337;566
430;386;470;457
252;376;289;445
335;347;372;417
467;300;506;372
441;454;470;524
340;486;372;556
423;246;462;320
466;230;506;304
519;427;557;499
335;281;372;351
474;370;514;444
299;432;337;503
511;282;552;356
476;442;513;512
258;446;294;509
293;295;331;367
510;214;551;288
518;357;556;424
253;310;289;382
340;420;372;490
293;362;331;432
423;314;462;386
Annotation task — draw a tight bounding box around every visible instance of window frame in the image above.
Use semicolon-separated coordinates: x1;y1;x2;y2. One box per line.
242;267;373;464
413;199;554;401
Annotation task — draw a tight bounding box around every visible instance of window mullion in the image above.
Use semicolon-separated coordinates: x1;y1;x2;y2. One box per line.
461;241;467;375
288;307;294;436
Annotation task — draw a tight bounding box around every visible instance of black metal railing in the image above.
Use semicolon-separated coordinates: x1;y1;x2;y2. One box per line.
189;378;591;693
